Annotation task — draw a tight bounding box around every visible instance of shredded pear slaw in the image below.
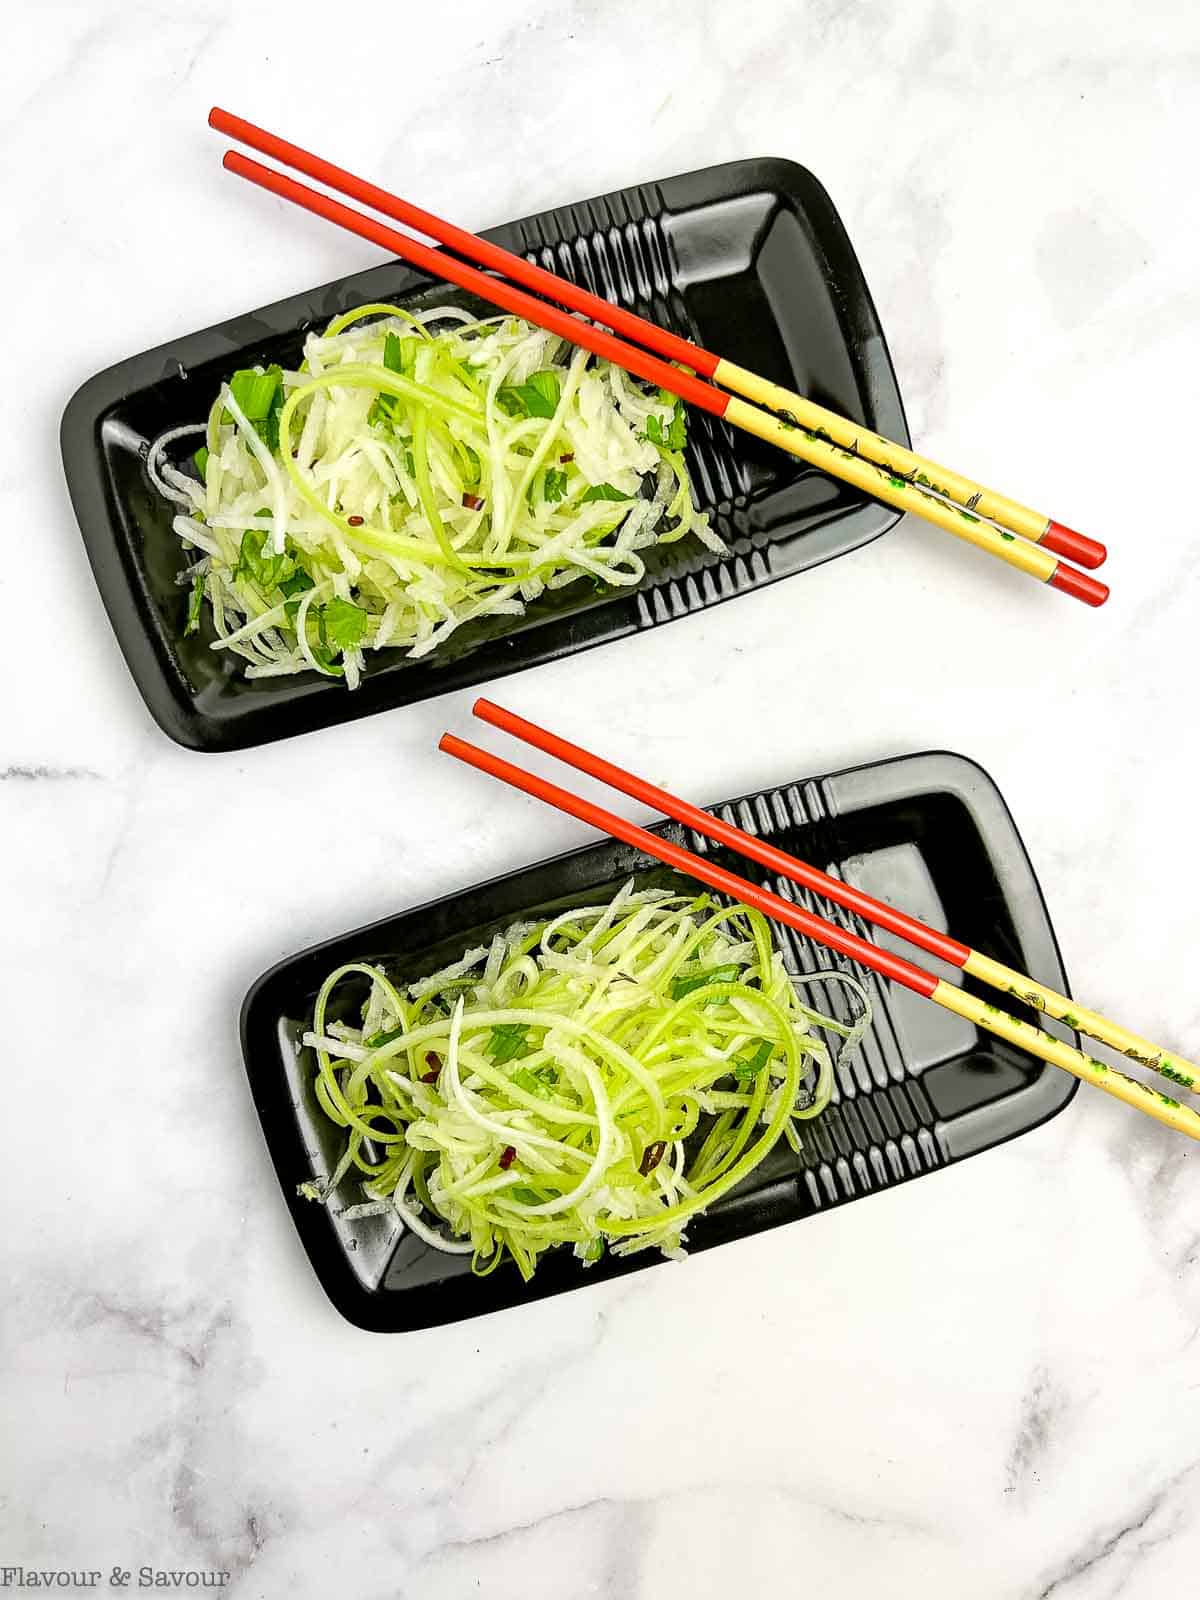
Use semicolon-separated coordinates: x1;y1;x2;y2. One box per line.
149;303;722;685
301;883;870;1280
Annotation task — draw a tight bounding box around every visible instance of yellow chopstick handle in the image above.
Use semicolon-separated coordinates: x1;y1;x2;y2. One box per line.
724;398;1059;582
717;359;1050;543
961;951;1199;1092
932;981;1200;1141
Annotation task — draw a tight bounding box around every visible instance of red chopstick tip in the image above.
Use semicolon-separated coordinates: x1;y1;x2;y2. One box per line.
1042;520;1107;570
1048;563;1109;607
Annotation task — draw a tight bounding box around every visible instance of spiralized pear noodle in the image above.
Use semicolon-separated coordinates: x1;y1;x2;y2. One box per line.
151;304;722;686
301;884;871;1280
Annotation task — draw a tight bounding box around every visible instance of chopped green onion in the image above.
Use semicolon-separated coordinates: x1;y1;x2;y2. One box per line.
511;1065;552;1099
228;365;285;451
184;568;206;635
487;1023;533;1064
365;1025;405;1049
669;963;742;1001
733;1040;774;1082
382;332;405;373
228;367;278;421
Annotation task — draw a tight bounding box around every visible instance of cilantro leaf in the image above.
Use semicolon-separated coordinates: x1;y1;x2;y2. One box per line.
580;482;629;503
234;527;295;592
519;370;560;417
307;606;345;674
310;646;344;676
233;528;265;582
543;467;568;503
499;370;561;419
280;568;315;624
321;597;368;653
646;400;687;451
510;1186;542;1205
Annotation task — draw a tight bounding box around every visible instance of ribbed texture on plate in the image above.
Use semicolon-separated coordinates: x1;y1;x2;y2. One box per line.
513;185;754;573
686;780;944;1211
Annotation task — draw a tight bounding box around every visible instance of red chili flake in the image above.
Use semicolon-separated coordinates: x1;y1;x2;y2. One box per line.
462;492;485;511
559;452;574;463
499;1145;517;1170
420;1053;441;1084
346;514;364;527
638;1140;667;1176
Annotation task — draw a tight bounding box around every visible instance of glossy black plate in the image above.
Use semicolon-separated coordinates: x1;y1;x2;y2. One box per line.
241;752;1076;1332
61;157;907;751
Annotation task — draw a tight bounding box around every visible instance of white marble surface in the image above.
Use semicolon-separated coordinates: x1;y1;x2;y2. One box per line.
3;2;1200;1594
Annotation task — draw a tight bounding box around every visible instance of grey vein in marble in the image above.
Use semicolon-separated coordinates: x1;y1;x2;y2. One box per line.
0;764;101;780
1031;1463;1197;1600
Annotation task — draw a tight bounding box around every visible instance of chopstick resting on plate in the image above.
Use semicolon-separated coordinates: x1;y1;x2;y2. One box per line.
472;698;1198;1096
210;108;1109;607
440;706;1198;1145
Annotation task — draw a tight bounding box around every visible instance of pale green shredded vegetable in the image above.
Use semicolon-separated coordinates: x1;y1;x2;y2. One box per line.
148;303;722;686
300;882;871;1280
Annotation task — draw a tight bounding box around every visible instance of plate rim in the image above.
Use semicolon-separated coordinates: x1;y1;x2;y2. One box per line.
60;154;908;752
239;748;1075;1333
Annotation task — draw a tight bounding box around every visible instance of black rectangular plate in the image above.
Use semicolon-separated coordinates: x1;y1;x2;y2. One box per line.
241;752;1076;1333
61;157;907;751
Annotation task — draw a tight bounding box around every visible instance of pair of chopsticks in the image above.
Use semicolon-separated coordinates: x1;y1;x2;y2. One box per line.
440;700;1198;1144
209;108;1109;608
